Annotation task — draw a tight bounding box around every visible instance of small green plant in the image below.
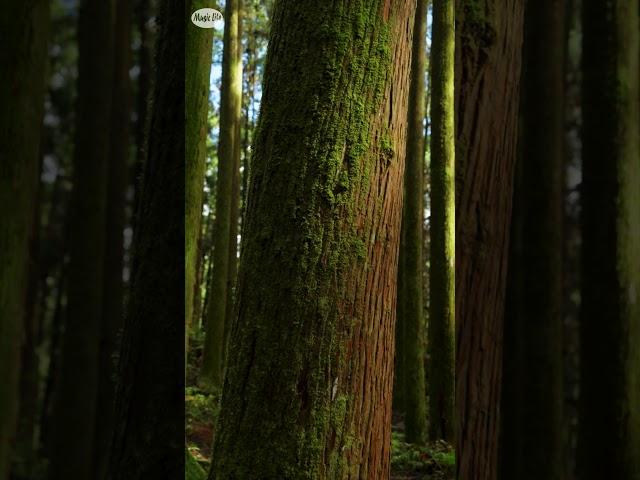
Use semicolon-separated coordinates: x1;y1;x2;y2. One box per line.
391;430;455;479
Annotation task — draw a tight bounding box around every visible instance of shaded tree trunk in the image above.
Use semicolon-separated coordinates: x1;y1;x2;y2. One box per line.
109;1;185;478
403;0;428;445
578;0;640;477
210;2;415;478
49;0;113;477
428;0;455;443
0;2;49;477
393;217;407;413
201;0;243;389
500;0;565;478
93;0;132;477
455;0;524;478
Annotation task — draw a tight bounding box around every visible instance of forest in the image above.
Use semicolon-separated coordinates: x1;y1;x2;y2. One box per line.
0;0;638;480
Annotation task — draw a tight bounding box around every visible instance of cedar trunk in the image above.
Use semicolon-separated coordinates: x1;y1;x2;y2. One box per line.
109;0;185;477
186;0;214;353
201;0;243;389
428;0;455;443
578;0;640;477
210;1;415;478
403;0;428;445
500;0;565;478
455;0;524;478
93;0;132;477
49;0;112;477
0;2;49;478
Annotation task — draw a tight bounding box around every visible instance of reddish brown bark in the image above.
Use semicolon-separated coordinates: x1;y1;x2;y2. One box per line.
455;1;525;478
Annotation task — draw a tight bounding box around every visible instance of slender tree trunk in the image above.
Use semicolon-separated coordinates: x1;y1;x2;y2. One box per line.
49;0;113;477
578;0;640;477
223;0;244;364
501;1;565;478
0;3;49;477
109;1;184;478
13;155;44;478
201;0;242;389
403;0;428;445
186;0;214;355
428;0;455;443
210;2;416;478
455;0;524;478
93;0;132;478
393;218;407;413
132;0;153;235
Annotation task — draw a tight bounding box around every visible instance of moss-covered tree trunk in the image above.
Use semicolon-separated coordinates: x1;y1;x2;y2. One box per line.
223;0;243;365
210;2;415;478
186;0;214;355
201;0;243;389
428;0;455;443
93;0;132;478
578;0;640;477
109;1;184;478
455;0;524;478
0;2;48;478
49;0;112;478
500;1;565;478
403;0;428;445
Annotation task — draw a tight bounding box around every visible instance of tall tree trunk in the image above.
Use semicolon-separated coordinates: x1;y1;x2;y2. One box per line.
223;0;244;365
393;218;407;412
49;0;113;477
0;2;49;477
13;156;44;478
210;2;415;478
455;0;524;478
186;0;214;355
94;0;132;478
428;0;455;443
132;0;152;236
403;0;428;445
201;0;242;389
578;0;640;477
501;0;565;478
109;1;184;478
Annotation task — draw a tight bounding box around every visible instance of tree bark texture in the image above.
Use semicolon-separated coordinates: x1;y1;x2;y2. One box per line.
211;1;416;478
455;0;524;478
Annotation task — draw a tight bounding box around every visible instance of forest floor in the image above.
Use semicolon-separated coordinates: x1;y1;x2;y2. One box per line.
186;333;454;479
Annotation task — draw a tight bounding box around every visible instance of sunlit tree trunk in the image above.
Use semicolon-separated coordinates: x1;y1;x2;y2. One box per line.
403;0;428;445
210;2;415;477
428;0;455;443
186;0;214;355
201;0;243;389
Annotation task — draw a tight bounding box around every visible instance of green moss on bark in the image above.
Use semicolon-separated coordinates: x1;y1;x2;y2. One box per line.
209;1;416;478
186;0;214;356
428;0;455;443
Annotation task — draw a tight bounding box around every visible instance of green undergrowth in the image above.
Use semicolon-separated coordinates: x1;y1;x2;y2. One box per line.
186;329;219;469
390;429;455;480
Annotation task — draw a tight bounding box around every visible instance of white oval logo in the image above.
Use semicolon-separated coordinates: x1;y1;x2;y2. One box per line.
191;8;223;29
